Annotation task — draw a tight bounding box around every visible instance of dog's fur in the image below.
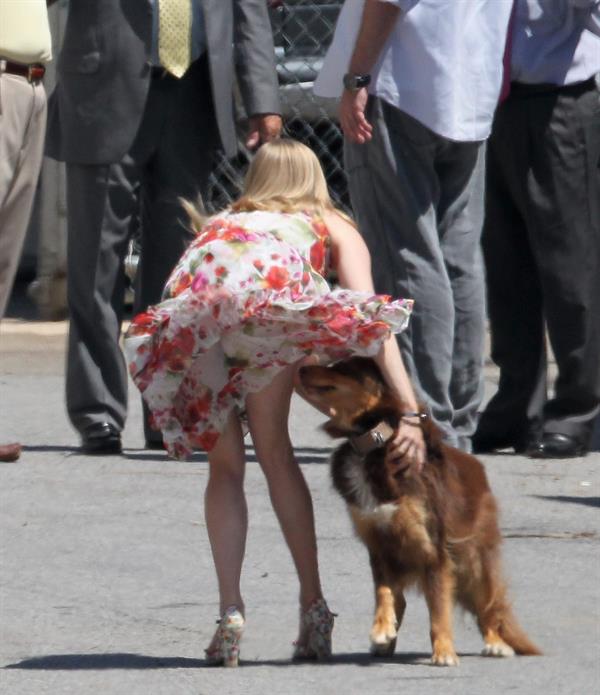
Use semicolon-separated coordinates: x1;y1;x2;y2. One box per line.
298;357;541;665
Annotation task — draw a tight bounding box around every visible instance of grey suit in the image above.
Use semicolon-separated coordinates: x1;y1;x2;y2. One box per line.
46;0;281;439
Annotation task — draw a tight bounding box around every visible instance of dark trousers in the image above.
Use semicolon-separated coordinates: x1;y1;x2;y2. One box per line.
345;99;486;450
66;57;219;435
479;77;600;445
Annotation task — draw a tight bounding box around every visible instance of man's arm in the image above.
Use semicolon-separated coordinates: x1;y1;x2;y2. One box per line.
340;0;407;143
568;0;600;36
233;0;282;148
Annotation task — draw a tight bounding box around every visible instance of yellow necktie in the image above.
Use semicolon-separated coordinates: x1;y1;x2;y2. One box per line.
158;0;192;78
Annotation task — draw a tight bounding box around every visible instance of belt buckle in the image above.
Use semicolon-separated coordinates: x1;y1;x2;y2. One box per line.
27;64;44;83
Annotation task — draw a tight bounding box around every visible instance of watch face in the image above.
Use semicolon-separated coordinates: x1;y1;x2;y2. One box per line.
343;73;371;91
343;73;356;90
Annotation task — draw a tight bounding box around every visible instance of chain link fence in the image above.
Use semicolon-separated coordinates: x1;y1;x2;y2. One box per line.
206;0;348;212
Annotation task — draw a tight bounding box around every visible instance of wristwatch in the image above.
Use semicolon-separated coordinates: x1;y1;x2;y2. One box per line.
343;72;371;92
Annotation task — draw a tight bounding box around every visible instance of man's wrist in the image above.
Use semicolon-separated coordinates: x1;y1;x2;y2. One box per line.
343;72;371;93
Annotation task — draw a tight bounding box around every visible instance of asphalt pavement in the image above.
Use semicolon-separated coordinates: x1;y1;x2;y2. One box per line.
1;289;599;695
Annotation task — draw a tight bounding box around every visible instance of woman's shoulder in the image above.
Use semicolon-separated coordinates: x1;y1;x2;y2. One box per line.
320;209;357;240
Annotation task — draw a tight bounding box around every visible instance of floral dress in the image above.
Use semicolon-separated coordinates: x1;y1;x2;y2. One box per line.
124;210;413;459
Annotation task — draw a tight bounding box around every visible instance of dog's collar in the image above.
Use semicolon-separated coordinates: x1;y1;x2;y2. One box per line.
350;421;395;456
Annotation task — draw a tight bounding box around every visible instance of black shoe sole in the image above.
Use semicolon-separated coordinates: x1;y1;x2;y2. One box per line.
527;446;587;459
81;440;122;455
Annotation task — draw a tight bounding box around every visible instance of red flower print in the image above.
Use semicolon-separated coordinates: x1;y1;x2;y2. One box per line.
150;326;196;373
173;327;195;356
171;272;192;297
312;218;329;240
307;305;330;319
186;392;212;421
128;311;162;336
310;241;325;272
221;225;259;244
265;266;290;290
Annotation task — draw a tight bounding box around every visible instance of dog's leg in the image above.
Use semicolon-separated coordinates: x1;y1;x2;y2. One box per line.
423;563;459;666
369;555;398;656
394;587;407;631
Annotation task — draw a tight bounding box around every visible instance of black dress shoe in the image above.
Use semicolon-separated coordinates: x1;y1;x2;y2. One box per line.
81;422;122;455
528;432;587;459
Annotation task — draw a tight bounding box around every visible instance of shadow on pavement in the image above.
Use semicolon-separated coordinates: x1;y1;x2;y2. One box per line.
4;651;443;670
22;445;79;454
123;445;332;466
4;653;204;670
532;494;600;509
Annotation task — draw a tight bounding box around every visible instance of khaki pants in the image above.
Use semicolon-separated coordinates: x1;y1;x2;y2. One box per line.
0;72;47;318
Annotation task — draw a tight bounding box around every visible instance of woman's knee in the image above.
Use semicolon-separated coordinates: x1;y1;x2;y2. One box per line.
208;443;246;486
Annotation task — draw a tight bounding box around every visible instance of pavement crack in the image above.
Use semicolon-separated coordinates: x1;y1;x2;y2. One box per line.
503;531;597;540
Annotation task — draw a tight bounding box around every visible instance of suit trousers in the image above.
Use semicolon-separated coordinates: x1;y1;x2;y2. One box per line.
479;77;600;445
66;58;219;434
345;98;486;449
0;74;47;318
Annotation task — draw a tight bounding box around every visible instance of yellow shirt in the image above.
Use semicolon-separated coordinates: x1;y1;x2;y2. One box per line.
0;0;52;65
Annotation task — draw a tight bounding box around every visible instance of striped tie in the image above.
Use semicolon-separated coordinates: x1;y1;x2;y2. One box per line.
158;0;192;78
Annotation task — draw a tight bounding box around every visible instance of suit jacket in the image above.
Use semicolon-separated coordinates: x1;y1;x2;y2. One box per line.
46;0;281;163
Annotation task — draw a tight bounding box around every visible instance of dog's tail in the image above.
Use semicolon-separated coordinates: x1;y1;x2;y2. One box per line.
498;608;542;656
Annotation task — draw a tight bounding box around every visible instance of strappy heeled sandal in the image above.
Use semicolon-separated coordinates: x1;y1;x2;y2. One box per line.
204;606;245;667
292;598;335;661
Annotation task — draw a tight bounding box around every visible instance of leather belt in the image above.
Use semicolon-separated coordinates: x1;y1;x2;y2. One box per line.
0;60;45;83
510;75;597;97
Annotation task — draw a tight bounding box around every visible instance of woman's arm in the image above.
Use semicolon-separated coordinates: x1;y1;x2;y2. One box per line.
323;210;426;467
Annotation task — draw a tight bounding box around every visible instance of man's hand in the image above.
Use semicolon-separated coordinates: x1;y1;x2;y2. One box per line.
339;87;373;144
245;113;283;150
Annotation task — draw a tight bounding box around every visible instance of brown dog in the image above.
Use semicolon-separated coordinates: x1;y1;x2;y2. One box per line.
298;357;541;666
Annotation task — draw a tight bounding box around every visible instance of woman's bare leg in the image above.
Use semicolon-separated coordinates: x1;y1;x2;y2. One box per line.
205;409;247;616
246;366;323;611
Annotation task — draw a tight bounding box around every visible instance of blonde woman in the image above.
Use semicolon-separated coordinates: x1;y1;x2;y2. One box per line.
124;139;425;666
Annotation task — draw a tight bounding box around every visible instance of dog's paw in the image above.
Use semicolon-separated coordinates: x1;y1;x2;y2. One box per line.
370;625;398;657
370;637;397;657
431;650;460;667
482;641;515;658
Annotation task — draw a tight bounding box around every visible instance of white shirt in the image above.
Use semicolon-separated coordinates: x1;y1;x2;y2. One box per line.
511;0;600;85
0;0;52;65
314;0;513;142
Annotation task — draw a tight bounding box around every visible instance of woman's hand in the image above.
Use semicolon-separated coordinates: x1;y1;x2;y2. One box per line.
385;417;426;476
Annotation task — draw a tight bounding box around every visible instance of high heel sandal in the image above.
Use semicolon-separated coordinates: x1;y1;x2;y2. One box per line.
204;606;245;667
292;598;335;661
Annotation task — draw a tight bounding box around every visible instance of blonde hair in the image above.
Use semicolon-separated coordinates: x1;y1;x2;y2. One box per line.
232;139;337;215
183;139;352;231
